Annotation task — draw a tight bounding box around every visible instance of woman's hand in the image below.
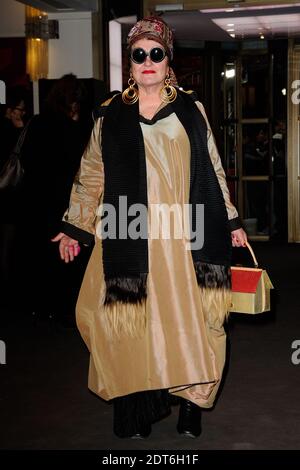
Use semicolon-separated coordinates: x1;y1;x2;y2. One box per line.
231;228;248;247
51;232;80;263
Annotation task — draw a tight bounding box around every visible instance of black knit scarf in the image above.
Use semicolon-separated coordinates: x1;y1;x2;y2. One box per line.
100;91;231;304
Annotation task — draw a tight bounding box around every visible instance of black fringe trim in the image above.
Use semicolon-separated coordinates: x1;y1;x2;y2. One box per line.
194;262;231;289
104;274;147;304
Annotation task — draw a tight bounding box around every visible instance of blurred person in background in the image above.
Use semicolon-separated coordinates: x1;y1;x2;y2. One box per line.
18;74;93;326
0;86;29;323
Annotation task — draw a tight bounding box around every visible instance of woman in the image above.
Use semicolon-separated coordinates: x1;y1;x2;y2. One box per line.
53;17;247;438
0;86;28;322
19;74;92;324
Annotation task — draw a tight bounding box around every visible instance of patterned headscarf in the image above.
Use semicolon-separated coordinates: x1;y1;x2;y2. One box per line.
127;16;174;60
127;16;177;86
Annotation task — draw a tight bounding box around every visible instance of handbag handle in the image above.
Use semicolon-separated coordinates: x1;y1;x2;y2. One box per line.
245;241;259;268
13;118;32;155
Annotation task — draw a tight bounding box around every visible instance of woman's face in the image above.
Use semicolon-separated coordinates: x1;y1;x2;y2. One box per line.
6;99;26;128
130;38;169;90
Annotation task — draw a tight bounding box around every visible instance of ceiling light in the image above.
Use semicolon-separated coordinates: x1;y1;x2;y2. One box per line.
225;69;236;78
201;3;300;13
227;28;235;32
213;13;300;37
155;3;183;11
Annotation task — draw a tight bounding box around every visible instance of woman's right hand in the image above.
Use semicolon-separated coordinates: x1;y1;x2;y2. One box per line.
51;232;80;263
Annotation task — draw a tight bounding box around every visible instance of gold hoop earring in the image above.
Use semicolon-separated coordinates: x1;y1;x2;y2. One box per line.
160;75;177;104
122;74;139;105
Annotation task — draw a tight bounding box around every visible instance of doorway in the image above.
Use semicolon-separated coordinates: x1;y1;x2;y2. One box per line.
174;39;288;241
221;40;288;241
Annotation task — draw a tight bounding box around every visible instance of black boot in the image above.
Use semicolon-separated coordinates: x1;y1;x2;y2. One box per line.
113;392;153;439
129;422;152;440
176;399;202;438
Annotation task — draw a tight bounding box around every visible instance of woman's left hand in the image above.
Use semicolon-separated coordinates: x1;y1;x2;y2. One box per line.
231;228;248;247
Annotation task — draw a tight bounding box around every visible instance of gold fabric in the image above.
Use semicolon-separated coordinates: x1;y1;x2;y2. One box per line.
65;102;236;408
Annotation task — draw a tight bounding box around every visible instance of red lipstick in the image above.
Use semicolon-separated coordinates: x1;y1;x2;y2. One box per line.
142;70;155;74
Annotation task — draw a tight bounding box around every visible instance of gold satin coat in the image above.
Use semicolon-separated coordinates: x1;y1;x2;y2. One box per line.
64;100;237;408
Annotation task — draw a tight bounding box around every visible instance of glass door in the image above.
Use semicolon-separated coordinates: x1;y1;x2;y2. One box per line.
222;41;288;240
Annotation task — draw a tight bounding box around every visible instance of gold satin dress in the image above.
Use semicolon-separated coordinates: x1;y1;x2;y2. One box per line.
64;101;236;408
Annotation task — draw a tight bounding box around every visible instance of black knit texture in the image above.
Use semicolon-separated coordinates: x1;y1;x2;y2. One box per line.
101;95;148;300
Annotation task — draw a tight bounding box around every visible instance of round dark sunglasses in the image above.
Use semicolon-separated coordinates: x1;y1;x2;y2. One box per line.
130;47;166;64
